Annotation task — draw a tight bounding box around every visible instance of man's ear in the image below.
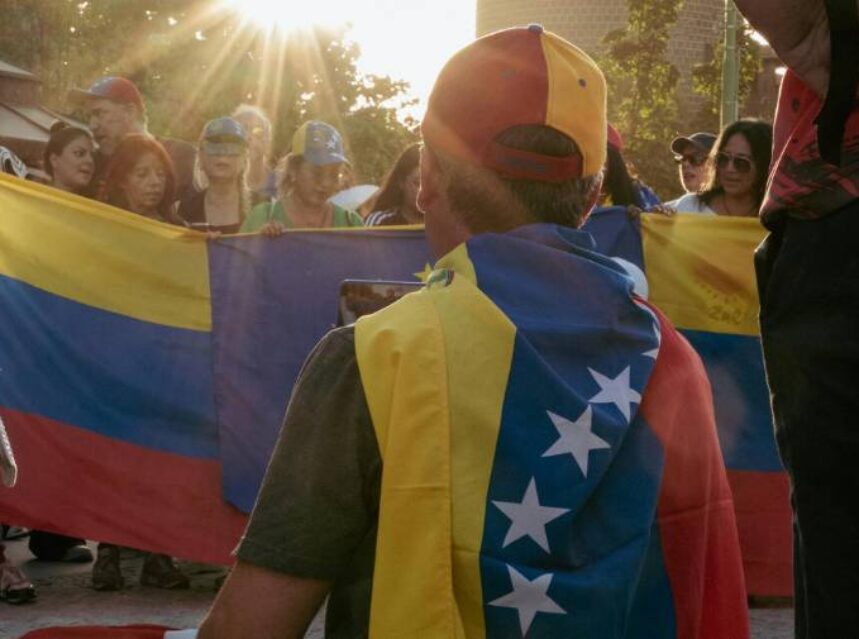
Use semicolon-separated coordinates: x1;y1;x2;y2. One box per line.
417;146;442;214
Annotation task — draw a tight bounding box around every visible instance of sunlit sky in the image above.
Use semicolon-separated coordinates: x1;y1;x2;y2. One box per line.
223;0;478;119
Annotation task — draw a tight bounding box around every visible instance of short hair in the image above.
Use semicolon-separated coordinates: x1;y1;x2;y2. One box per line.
43;121;93;178
101;134;176;220
430;125;602;233
700;118;773;207
232;104;272;138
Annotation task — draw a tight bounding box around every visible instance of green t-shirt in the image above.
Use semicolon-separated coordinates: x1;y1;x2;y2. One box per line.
241;200;364;232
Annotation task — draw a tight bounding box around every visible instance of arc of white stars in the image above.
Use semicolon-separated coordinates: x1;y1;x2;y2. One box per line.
492;478;570;552
542;408;610;477
588;366;641;422
489;565;566;636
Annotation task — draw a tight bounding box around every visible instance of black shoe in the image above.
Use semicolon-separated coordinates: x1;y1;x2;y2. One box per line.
140;553;189;590
92;544;124;591
60;545;94;563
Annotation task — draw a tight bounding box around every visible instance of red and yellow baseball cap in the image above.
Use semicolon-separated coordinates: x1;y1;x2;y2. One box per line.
422;25;606;181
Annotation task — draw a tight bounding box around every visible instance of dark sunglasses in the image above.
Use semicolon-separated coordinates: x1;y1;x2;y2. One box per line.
673;153;707;167
715;152;753;173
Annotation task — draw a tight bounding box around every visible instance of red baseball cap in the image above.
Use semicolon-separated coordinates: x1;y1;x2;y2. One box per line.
421;25;607;182
69;77;145;113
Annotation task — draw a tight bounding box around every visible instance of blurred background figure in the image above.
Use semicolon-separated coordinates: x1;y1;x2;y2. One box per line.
670;119;772;216
665;131;716;205
242;120;363;233
231;104;277;205
70;76;196;200
96;133;190;591
0;152;37;606
178;117;249;233
25;122;98;565
101;134;179;224
42;122;95;197
365;143;422;226
601;124;660;210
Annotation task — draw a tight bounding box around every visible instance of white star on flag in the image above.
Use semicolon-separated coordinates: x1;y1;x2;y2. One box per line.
326;138;337;150
588;367;641;422
542;408;610;477
489;565;566;635
492;478;570;552
633;299;661;360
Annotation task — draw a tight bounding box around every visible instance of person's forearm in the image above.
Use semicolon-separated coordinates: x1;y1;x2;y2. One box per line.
734;0;831;96
198;562;330;639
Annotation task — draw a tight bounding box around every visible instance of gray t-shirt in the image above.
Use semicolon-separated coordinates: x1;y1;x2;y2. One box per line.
236;327;381;639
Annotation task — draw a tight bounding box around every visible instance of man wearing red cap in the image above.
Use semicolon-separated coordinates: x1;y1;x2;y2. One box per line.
198;26;747;639
70;77;196;199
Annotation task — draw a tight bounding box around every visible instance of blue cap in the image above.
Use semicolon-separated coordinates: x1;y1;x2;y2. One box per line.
291;120;348;166
201;117;248;156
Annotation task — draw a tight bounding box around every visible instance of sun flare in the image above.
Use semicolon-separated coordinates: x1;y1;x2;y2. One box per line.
221;0;350;32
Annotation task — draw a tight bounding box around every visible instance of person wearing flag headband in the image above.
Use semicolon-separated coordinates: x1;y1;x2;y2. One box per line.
199;26;748;638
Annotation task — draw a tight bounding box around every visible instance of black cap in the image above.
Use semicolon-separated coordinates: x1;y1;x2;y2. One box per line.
670;132;717;155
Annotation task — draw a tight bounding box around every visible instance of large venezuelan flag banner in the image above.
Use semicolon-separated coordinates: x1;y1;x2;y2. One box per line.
0;172;787;596
0;173;246;563
642;214;792;597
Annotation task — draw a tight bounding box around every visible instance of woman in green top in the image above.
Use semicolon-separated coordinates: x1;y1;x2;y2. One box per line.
242;120;363;234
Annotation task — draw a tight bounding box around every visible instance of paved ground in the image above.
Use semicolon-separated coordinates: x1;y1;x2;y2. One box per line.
3;537;791;638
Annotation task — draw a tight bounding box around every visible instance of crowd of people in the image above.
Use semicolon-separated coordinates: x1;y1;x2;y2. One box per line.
0;49;776;608
1;2;853;637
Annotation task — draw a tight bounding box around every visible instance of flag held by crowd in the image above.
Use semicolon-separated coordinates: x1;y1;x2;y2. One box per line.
0;176;788;598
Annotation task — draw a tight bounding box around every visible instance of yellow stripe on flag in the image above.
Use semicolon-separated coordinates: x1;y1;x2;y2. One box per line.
357;244;515;638
641;213;767;336
0;173;210;331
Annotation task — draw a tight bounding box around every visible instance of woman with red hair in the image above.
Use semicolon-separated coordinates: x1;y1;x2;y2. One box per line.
93;134;188;591
101;134;180;224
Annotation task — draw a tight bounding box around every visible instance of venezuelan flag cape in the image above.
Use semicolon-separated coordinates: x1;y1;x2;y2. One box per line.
356;224;749;639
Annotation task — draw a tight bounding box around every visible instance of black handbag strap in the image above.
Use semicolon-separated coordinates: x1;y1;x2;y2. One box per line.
815;0;859;165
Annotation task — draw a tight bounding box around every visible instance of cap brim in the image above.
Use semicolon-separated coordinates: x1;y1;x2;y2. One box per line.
203;141;246;155
302;150;349;166
670;137;698;154
68;88;99;105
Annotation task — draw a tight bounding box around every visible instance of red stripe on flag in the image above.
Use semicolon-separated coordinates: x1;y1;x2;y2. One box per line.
0;409;246;564
728;470;793;597
19;625;172;639
639;306;750;639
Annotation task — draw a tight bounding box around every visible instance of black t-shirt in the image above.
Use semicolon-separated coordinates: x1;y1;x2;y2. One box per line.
176;188;243;234
236;327;381;639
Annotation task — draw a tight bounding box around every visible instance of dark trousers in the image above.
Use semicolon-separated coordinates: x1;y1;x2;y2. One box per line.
756;202;859;638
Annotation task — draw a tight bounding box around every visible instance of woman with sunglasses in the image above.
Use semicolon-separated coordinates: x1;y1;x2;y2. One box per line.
671;119;773;216
178;117;250;233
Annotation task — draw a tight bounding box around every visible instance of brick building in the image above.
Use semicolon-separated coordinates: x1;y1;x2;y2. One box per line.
476;0;779;124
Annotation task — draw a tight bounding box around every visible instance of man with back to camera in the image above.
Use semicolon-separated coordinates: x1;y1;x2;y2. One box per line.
198;25;748;639
69;76;196;199
732;1;859;637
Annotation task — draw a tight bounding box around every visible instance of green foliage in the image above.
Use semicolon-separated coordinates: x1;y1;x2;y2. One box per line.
599;0;684;199
690;24;763;132
0;1;417;182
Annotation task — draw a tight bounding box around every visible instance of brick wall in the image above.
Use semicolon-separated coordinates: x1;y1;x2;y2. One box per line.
476;0;725;117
